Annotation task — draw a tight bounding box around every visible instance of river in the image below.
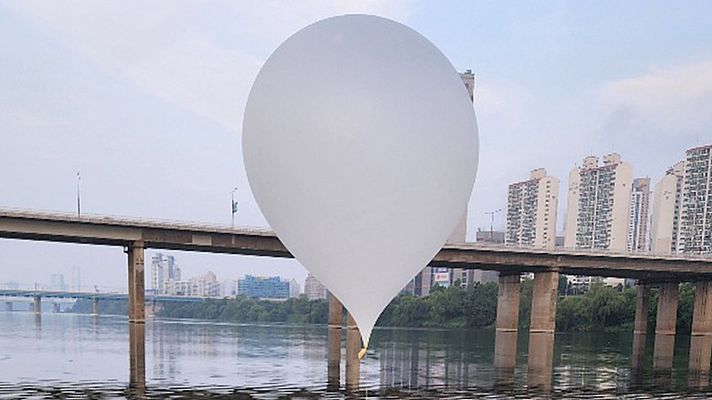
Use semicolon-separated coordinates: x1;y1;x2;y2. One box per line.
0;311;709;398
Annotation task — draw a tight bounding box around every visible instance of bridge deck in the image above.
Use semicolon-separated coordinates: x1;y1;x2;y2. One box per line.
1;208;711;281
0;289;206;302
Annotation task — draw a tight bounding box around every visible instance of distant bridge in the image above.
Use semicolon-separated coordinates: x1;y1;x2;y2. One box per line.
0;289;206;303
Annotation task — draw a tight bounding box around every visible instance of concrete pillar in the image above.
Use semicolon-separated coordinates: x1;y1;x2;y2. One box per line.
689;281;712;376
327;293;343;388
33;295;41;315
127;241;146;392
632;283;650;370
528;270;558;390
5;302;12;312
129;322;146;390
653;282;678;370
127;241;145;323
345;312;361;391
494;273;520;384
92;297;99;316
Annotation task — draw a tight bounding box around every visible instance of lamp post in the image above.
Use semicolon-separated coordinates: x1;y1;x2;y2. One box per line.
484;208;502;243
76;171;81;217
231;187;239;228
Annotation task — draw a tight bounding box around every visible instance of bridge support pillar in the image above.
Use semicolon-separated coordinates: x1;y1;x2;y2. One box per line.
632;283;650;370
327;292;343;389
653;282;678;371
127;241;145;323
33;295;41;315
129;321;146;390
92;297;99;316
528;270;558;390
126;241;146;391
494;273;520;384
345;312;361;391
689;281;712;379
5;302;12;312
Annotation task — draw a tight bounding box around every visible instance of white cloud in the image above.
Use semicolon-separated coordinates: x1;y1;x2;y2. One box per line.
597;59;712;134
8;1;413;132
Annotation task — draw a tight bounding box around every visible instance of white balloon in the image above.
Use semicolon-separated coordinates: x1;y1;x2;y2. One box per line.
243;15;478;348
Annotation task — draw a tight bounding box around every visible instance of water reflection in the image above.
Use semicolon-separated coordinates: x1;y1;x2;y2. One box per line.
2;312;712;399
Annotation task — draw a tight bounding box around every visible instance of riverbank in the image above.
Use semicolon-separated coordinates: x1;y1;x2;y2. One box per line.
68;280;696;333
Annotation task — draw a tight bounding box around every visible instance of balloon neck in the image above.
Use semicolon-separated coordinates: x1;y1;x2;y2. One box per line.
358;347;368;360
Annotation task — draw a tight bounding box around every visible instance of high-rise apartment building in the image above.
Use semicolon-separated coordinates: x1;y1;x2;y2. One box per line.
681;145;712;254
627;177;651;252
651;161;686;253
151;253;181;294
412;70;475;296
304;274;327;300
564;154;633;290
289;279;301;298
651;144;712;255
165;271;220;297
50;273;67;291
564;153;634;251
506;168;559;248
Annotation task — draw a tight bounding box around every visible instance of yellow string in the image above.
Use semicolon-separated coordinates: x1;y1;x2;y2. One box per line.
358;346;367;360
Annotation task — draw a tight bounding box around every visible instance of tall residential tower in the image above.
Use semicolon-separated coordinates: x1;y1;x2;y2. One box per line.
627;177;651;252
564;153;634;251
651;161;686;254
681;144;712;254
505;168;559;248
651;144;712;255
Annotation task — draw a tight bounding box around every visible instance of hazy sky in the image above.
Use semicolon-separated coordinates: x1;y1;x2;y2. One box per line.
1;1;711;290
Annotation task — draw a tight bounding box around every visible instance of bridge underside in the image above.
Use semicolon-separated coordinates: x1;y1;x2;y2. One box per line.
2;210;712;281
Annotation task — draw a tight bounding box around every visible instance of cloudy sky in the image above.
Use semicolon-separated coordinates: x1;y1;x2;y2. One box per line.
1;1;711;291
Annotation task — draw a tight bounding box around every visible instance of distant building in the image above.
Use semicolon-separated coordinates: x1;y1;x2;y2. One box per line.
681;145;712;254
70;266;81;292
221;279;237;298
151;253;181;294
564;153;634;252
165;271;220;297
289;279;301;298
564;154;633;289
651;144;712;255
50;273;67;291
304;274;327;300
475;229;505;244
651;161;686;253
627;177;651;252
238;275;289;300
506;168;559;249
555;236;565;247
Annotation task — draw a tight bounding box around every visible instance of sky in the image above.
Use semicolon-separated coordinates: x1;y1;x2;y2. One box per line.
1;1;711;291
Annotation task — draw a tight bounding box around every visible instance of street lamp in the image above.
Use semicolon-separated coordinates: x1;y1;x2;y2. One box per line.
484;208;503;243
76;171;81;217
231;187;239;228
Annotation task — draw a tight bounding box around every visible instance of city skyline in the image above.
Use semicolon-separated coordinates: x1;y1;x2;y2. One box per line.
2;1;712;288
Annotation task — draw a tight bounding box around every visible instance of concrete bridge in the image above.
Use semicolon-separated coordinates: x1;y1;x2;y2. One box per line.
2;207;712;389
0;289;206;315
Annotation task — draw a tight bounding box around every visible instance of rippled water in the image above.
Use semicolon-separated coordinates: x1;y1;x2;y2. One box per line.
0;311;710;398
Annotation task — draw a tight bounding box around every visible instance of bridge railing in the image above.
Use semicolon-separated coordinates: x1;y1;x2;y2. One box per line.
0;206;274;236
452;241;712;261
2;206;711;261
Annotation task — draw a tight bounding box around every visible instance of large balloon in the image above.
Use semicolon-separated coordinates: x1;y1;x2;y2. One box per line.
243;15;478;349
